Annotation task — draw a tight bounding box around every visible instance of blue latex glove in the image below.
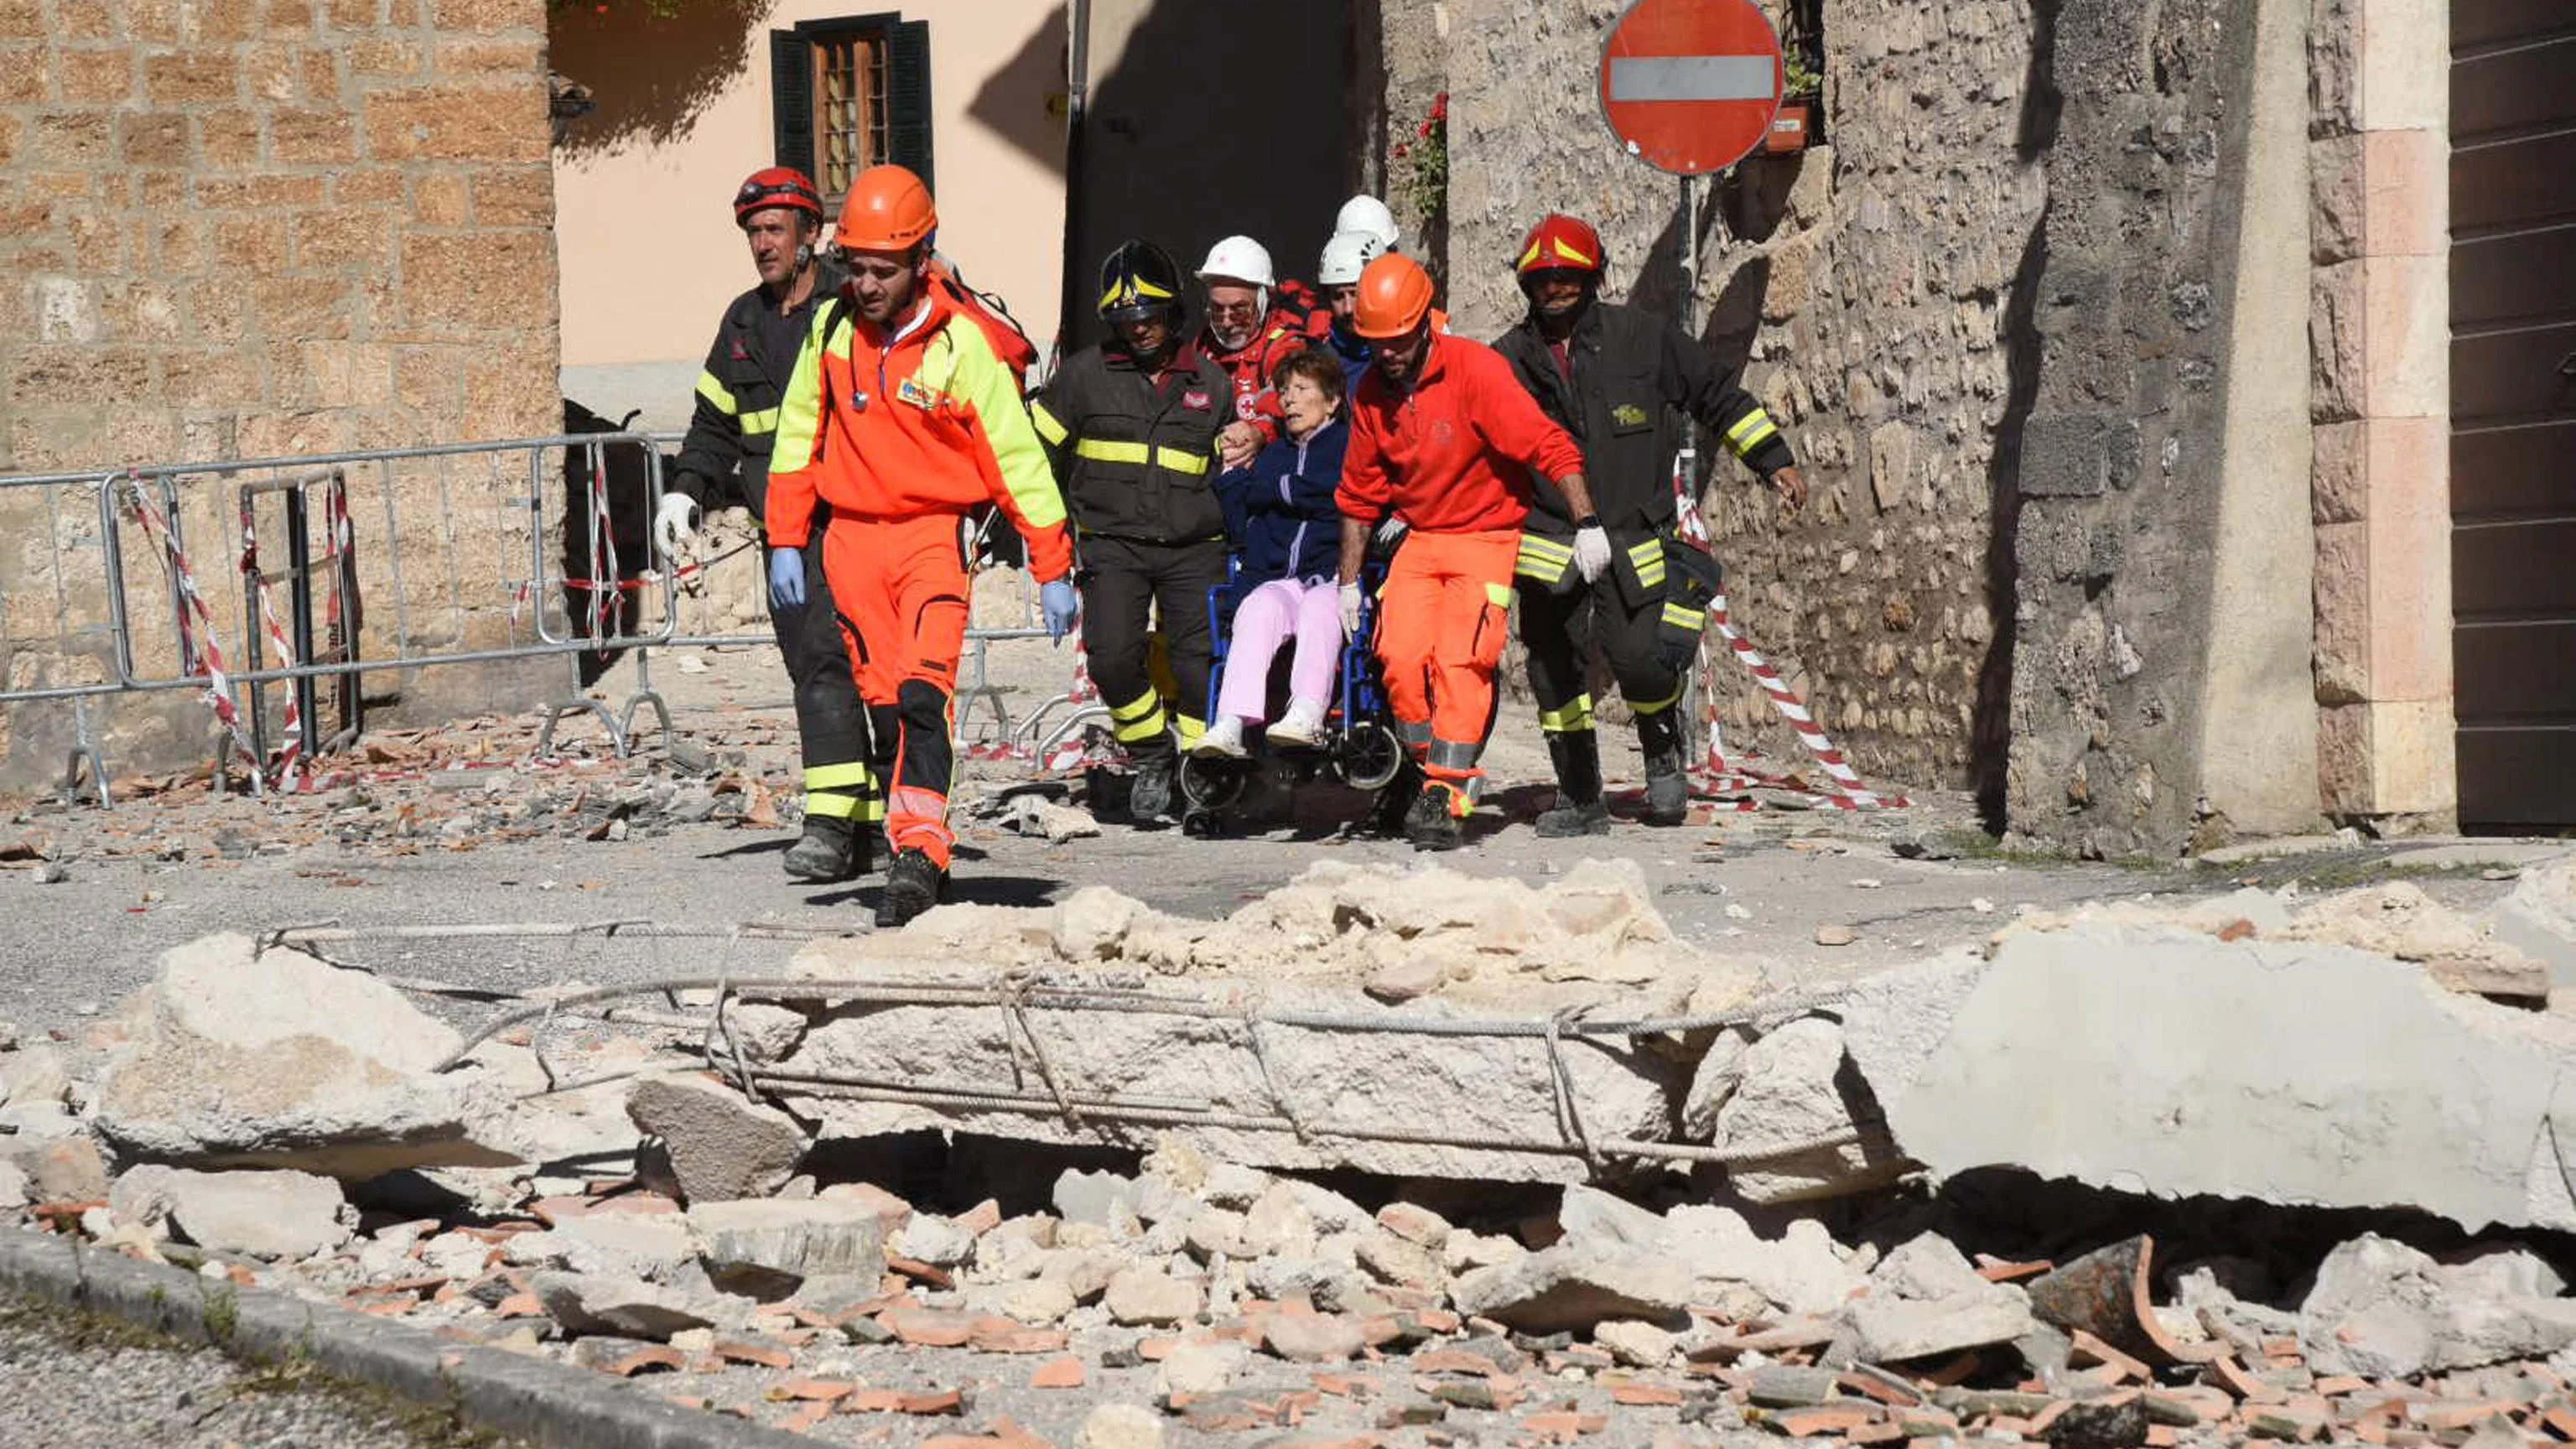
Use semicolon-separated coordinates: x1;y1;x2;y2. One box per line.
767;547;806;610
1040;578;1080;643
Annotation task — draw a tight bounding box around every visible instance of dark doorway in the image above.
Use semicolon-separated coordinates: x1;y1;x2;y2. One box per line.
2449;0;2576;828
1063;0;1354;354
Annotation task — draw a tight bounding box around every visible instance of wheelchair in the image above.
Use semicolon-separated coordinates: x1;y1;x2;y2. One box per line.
1175;562;1405;825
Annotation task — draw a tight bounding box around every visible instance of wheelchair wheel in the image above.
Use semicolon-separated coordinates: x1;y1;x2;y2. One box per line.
1336;720;1405;792
1178;753;1251;813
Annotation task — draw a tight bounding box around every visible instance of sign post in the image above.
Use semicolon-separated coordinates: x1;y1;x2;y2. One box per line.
1598;0;1785;778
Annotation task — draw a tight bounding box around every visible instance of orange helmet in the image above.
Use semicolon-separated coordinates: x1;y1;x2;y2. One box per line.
1353;252;1436;340
733;166;822;226
1514;213;1605;275
835;164;937;252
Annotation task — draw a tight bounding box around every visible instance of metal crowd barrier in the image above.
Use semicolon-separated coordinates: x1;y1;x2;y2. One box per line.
1;428;1119;804
1;433;683;799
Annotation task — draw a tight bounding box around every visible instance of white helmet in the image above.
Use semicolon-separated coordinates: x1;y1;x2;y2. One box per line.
1335;195;1400;253
1317;228;1384;287
1195;235;1276;288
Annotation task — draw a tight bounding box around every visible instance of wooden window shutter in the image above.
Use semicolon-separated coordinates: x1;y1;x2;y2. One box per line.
771;29;816;177
885;18;932;189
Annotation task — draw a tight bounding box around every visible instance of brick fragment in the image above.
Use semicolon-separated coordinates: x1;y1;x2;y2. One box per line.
1769;1405;1881;1438
712;1339;792;1368
766;1378;853;1401
2070;1327;2153;1383
1031;1357;1085;1389
1611;1383;1684;1407
602;1346;683;1377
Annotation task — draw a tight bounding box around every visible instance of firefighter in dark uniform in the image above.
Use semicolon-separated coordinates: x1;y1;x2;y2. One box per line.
1028;242;1234;824
653;167;880;880
1493;213;1810;835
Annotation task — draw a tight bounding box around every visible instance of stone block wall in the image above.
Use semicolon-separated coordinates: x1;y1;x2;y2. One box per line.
1384;0;2044;796
0;0;562;793
2306;0;2454;823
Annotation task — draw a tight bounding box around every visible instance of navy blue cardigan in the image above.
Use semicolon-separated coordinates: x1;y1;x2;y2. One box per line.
1214;416;1348;589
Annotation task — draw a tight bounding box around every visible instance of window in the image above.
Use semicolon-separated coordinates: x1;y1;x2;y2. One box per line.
771;14;933;205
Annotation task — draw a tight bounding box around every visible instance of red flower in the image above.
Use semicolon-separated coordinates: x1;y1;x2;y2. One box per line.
1429;91;1449;123
1392;142;1410;158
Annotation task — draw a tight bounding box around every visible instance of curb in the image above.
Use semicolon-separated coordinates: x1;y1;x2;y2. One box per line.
0;1225;817;1449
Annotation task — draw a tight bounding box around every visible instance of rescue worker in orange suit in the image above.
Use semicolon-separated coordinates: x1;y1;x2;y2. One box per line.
1335;253;1604;851
1198;236;1311;471
766;165;1080;927
1028;242;1234;826
654;168;879;882
1494;214;1809;834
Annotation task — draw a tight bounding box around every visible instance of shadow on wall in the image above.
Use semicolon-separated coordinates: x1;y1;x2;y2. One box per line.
967;2;1072;174
1067;0;1353;352
548;0;773;159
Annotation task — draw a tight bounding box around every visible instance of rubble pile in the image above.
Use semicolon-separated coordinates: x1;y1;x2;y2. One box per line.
1;710;800;874
2;863;2573;1446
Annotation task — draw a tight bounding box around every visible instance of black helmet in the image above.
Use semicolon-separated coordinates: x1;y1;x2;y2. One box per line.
1098;240;1184;325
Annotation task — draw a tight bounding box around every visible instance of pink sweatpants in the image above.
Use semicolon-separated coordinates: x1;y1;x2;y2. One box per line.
1216;577;1342;724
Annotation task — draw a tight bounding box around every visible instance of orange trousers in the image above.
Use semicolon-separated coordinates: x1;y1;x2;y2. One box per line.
1373;527;1519;810
820;512;969;868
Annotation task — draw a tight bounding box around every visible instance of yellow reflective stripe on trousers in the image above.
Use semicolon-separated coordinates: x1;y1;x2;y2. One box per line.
1483;581;1514;608
1628;685;1683;716
804;761;875;792
696;371;739;416
1171;714;1206;750
1538;694;1595;734
804;791;862;820
1109;689;1166;743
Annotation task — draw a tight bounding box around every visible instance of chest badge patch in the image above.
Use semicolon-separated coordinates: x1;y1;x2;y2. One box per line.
729;340;751;362
1182;389;1213;411
1612;403;1650;428
896;378;942;410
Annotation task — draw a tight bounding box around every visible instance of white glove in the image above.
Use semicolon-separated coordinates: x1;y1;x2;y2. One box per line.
1374;517;1410;549
1571;523;1613;584
1338;581;1364;639
652;494;701;561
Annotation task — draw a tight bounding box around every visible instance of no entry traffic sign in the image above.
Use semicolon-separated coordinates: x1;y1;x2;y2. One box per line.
1598;0;1784;175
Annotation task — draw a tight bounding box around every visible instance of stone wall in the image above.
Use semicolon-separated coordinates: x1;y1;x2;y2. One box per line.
1385;0;2045;799
0;0;563;793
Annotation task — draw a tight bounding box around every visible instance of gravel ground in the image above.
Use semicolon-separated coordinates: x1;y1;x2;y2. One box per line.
0;1291;524;1449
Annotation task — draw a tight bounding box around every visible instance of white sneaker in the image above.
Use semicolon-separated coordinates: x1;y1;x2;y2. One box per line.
1193;717;1248;759
1267;697;1328;748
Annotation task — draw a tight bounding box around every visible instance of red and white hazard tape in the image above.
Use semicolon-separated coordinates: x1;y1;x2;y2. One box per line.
1670;456;1907;813
124;475;267;792
236;498;305;789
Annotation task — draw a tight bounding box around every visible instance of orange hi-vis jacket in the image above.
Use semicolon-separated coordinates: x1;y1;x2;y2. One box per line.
767;285;1073;582
1337;332;1584;536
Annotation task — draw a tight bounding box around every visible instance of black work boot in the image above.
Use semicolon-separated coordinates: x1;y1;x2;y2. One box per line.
1535;729;1611;838
1404;782;1464;852
875;848;945;928
782;815;866;882
1636;710;1692;827
1369;758;1426;837
1127;744;1177;825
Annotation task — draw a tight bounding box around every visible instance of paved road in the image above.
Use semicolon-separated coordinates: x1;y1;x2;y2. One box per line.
0;1291;526;1449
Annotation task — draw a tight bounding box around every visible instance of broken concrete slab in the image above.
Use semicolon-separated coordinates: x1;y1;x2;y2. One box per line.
530;1270;752;1340
1841;924;2576;1231
623;1072;807;1205
1826;1284;2037;1366
687;1197;886;1301
1713;1015;1909;1204
772;968;1691;1184
2490;859;2576;988
2298;1233;2576;1378
91;932;514;1178
108;1166;353;1261
1448;1240;1693;1332
0;1134;106;1202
